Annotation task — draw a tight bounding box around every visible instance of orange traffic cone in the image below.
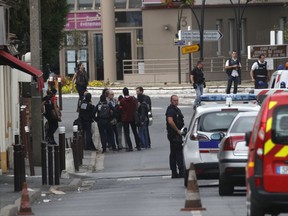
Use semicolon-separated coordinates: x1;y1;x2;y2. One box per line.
181;163;206;212
18;182;34;215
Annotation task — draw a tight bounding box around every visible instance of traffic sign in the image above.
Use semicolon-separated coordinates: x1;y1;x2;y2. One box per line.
174;39;186;46
178;30;223;41
248;44;288;59
182;44;200;54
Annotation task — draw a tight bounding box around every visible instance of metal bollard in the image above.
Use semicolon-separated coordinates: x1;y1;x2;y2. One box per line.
54;145;60;185
59;127;66;173
58;77;63;110
48;145;54;185
25;126;35;176
14;131;26;192
41;141;47;185
72;125;79;171
78;131;83;165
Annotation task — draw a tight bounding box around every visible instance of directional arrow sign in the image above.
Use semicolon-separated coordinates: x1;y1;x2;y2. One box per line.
179;30;223;41
182;44;200;54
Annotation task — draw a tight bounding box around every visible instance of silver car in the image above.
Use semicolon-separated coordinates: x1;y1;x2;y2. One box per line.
217;111;258;196
183;94;260;187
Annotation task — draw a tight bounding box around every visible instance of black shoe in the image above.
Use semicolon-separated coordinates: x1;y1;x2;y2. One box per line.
102;150;106;154
126;148;133;152
171;173;178;179
137;148;141;151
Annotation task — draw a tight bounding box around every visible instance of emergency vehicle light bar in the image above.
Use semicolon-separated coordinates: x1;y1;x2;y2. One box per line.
200;94;257;101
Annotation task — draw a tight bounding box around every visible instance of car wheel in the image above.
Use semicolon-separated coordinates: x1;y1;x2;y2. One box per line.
246;191;265;216
219;175;234;196
184;169;189;187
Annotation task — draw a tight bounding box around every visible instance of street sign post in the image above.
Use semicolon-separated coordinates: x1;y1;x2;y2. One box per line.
248;44;288;59
178;30;223;41
182;44;200;54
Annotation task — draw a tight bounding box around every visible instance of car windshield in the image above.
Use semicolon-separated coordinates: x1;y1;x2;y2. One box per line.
272;106;288;144
229;116;257;133
198;111;239;132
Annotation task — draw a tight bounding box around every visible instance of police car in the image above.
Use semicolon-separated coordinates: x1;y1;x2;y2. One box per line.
183;94;260;187
246;92;288;216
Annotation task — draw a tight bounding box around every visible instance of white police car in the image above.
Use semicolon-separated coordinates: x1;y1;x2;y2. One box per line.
183;94;260;187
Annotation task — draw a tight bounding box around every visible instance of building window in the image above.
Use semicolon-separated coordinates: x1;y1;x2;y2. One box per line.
115;0;127;9
78;0;93;10
67;0;75;11
216;19;222;56
65;49;88;75
129;0;142;8
280;17;286;30
95;0;100;9
115;11;142;27
241;19;246;55
228;19;235;54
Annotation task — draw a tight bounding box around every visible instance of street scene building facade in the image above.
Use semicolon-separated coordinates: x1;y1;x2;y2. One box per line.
60;0;288;83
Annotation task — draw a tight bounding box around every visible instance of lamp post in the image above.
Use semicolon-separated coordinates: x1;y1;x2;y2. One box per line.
177;4;184;84
230;0;251;84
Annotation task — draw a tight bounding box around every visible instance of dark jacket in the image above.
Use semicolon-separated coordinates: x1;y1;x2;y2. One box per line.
120;96;138;122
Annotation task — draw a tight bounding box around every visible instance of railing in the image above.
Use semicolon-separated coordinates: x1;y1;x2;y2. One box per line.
122;56;251;82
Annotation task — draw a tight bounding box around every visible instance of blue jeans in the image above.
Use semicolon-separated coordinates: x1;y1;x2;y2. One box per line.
138;123;149;148
226;76;239;94
194;83;204;106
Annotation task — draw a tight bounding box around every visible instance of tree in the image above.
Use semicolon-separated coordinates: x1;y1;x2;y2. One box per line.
9;0;69;78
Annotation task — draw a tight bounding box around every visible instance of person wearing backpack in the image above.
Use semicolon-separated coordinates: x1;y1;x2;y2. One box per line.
79;92;96;150
224;50;241;94
95;94;117;153
120;87;141;151
71;62;89;111
136;94;149;149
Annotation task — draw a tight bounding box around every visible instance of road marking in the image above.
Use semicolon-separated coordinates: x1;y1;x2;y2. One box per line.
117;177;141;181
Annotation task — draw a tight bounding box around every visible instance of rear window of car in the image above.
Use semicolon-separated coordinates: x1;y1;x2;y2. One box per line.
229;116;257;133
272;106;288;144
198;111;239;132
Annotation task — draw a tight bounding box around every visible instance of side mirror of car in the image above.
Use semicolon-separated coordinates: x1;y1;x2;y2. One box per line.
245;131;252;146
210;132;225;141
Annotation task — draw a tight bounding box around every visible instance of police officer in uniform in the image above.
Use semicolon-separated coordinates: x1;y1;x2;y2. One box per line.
250;54;268;89
79;92;96;150
165;95;185;178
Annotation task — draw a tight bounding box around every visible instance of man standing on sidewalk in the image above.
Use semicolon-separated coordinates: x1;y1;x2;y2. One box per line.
165;95;185;178
224;50;241;94
136;86;152;148
120;87;141;151
190;60;205;110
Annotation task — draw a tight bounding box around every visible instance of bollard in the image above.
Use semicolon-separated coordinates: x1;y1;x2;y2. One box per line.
14;132;26;192
78;131;83;165
47;145;54;185
25;126;35;176
41;141;47;185
58;77;63;110
72;125;79;171
54;145;60;185
59;127;66;173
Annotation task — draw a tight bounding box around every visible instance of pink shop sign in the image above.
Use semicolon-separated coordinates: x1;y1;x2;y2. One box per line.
65;12;101;30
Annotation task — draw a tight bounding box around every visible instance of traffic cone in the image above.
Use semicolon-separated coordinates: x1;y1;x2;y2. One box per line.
18;182;34;215
181;163;206;212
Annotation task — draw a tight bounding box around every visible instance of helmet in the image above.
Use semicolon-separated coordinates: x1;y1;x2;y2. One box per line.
277;65;284;70
280;81;286;88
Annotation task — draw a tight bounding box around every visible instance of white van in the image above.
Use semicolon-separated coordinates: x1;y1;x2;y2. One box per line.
268;69;288;88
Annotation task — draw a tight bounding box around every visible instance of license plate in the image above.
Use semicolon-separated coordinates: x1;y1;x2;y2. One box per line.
276;166;288;174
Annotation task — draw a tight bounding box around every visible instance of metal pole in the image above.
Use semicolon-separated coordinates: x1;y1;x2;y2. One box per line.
41;141;47;185
57;77;63;110
177;5;184;84
54;145;60;185
200;0;206;60
59;127;66;173
25;126;35;176
48;145;54;185
14;132;25;192
72;125;79;172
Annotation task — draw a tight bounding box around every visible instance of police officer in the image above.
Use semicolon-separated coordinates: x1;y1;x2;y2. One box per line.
165;95;185;178
79;92;96;150
250;54;269;89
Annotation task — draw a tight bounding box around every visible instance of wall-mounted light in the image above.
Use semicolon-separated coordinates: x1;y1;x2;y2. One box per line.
163;25;170;31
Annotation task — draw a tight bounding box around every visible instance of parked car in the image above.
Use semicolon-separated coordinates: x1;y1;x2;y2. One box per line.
217;111;258;196
183;94;260;187
246;92;288;216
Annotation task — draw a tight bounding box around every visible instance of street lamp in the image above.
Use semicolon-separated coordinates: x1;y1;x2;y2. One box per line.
230;0;251;84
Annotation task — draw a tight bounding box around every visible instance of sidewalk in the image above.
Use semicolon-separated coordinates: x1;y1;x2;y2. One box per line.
0;150;97;216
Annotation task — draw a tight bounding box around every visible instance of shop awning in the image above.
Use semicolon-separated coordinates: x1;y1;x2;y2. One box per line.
0;50;44;92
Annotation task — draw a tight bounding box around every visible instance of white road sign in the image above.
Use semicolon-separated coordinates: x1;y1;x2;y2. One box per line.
179;30;223;41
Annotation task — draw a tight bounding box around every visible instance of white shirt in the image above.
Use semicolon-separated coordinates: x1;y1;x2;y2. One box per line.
225;58;241;77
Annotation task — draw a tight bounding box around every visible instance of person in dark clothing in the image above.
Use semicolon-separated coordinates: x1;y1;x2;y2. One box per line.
120;87;141;151
250;54;269;89
71;62;89;111
136;86;152;148
42;88;60;144
79;92;96;150
136;94;149;149
165;95;185;179
190;60;205;110
95;94;117;153
225;50;241;94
